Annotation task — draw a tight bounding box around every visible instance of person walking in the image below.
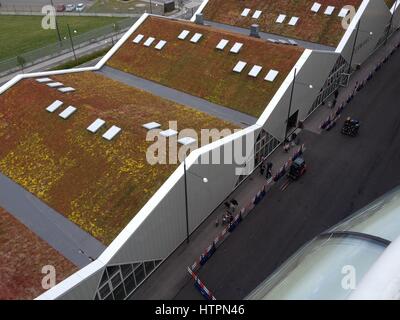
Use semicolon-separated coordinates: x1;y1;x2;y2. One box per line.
266;162;273;179
260;162;265;175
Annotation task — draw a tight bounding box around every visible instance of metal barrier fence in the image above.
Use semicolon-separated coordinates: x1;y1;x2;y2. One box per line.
0;1;168;15
0;11;139;17
0;17;138;76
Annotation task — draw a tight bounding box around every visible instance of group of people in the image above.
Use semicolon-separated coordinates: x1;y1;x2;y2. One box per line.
283;132;300;153
215;199;238;226
222;211;234;225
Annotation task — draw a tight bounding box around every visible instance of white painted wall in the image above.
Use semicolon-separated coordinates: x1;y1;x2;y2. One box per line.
337;0;392;68
258;50;340;141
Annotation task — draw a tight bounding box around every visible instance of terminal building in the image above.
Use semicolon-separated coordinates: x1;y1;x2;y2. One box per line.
0;0;399;300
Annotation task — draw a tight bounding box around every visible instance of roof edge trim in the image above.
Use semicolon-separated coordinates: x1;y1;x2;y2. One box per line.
256;48;312;128
336;0;370;54
190;0;209;22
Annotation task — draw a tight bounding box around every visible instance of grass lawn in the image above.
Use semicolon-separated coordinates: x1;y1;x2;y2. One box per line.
88;0;160;14
0;15;124;61
0;71;236;245
108;16;304;118
0;207;77;299
203;0;365;47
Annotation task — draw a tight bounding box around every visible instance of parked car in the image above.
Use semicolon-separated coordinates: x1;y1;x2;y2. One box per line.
65;4;76;12
56;4;65;12
76;3;86;12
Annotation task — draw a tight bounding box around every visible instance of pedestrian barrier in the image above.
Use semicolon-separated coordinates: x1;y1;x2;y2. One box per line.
227;212;242;232
188;144;307;277
199;243;216;266
321;39;400;132
273;144;305;182
187;267;216;300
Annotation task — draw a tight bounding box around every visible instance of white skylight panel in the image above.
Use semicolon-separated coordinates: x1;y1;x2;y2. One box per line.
178;137;197;145
241;8;251;17
324;6;335;15
268;38;278;43
288;39;298;46
142;122;161;130
252;10;262;19
338;8;350;17
46;100;63;113
230;42;243;53
178;30;190;40
58;87;75;93
143;37;155;47
59;106;77;119
160;129;178;137
276;14;287;23
155;40;167;50
264;70;279;82
36;77;53;83
190;33;203;43
233;61;247;73
248;65;263;78
278;39;289;44
133;34;144;44
288;17;299;26
47;82;63;88
216;39;229;50
103;125;122;141
87;118;106;133
311;2;321;13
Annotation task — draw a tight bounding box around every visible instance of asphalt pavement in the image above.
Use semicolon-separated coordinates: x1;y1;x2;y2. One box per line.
174;44;400;299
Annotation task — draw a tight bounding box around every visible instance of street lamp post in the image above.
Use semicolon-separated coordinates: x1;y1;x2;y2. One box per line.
348;20;361;74
149;0;153;14
385;10;395;45
183;157;208;244
183;158;190;244
50;0;62;45
67;23;78;65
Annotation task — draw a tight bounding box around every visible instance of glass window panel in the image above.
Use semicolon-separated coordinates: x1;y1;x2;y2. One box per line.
121;264;133;279
99;270;108;286
134;264;146;284
155;260;162;266
107;265;119;278
99;283;111;300
105;292;114;300
144;261;155;275
132;263;140;270
111;273;122;289
124;273;137;295
113;283;126;300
